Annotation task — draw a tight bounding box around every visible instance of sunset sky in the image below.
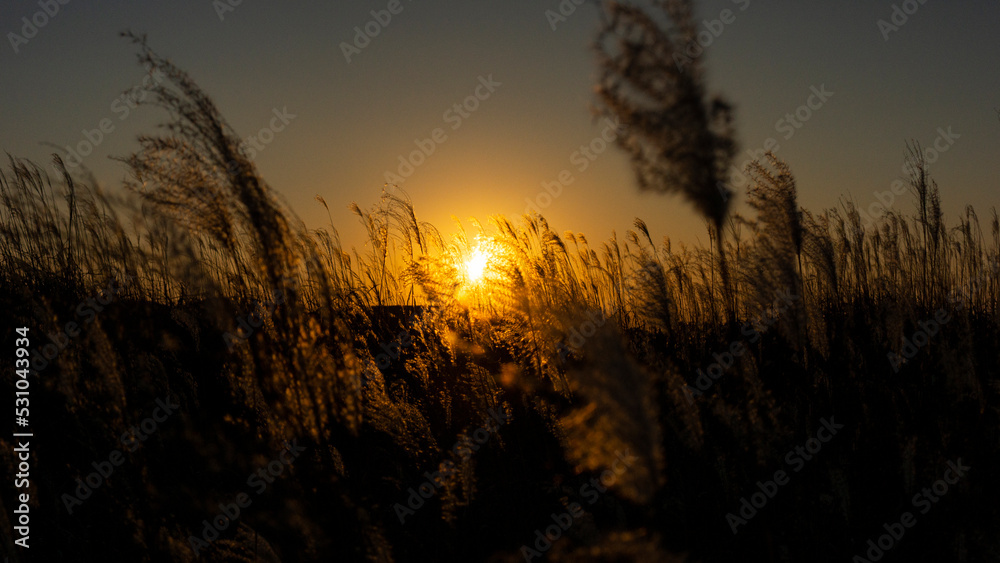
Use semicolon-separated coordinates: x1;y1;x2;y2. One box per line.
3;0;999;250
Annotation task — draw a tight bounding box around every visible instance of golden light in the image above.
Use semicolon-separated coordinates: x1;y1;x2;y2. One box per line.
465;247;489;283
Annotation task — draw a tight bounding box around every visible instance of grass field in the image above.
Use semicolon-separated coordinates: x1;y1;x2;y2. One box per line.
2;19;999;563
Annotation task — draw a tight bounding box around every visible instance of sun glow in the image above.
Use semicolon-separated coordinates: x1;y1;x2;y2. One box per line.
465;247;489;283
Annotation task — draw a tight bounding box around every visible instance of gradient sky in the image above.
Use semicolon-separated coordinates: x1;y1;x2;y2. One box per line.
2;0;999;251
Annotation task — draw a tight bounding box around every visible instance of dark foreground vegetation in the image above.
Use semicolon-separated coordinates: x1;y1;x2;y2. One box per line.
3;22;1000;563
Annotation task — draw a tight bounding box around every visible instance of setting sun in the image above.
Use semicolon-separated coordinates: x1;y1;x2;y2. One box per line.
465;247;489;283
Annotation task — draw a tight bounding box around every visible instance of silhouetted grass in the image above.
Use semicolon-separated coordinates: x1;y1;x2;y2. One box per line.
2;31;999;563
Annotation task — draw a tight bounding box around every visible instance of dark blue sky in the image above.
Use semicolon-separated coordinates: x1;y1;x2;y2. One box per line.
2;0;998;248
